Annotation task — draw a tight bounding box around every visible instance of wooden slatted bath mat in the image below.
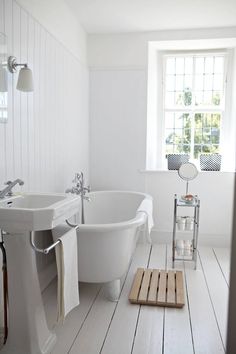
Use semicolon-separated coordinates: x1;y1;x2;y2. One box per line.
129;268;185;308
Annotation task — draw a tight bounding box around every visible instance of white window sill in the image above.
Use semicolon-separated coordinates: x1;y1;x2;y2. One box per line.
139;169;235;174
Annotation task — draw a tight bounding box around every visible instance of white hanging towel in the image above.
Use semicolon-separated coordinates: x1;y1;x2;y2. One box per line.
52;224;79;322
137;198;154;243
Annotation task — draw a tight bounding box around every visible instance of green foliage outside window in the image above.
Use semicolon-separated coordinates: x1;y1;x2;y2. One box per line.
165;88;221;158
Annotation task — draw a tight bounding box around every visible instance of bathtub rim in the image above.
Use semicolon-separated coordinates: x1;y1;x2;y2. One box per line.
77;190;152;231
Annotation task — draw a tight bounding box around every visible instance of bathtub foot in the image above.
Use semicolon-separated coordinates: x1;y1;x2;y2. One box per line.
105;279;121;302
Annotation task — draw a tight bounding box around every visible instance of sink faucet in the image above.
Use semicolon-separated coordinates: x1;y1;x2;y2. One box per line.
66;172;90;224
0;179;24;199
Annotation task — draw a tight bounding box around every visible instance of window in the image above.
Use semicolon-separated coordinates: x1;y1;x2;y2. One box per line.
163;53;226;160
146;40;236;172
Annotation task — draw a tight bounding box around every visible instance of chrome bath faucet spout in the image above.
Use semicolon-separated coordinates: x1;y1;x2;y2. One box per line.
69;172;90;197
0;179;24;199
66;172;90;224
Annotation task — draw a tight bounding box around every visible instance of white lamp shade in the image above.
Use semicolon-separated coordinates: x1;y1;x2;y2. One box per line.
0;66;8;93
16;67;34;92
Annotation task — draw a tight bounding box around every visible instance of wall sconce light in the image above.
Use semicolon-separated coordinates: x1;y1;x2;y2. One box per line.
7;56;34;92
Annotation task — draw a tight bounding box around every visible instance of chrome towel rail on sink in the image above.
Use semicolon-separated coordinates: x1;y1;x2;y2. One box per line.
30;220;79;254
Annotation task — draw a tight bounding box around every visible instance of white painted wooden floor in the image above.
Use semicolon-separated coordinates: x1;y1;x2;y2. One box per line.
43;244;230;354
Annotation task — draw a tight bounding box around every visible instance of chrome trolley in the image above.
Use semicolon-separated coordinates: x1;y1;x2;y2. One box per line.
172;194;200;270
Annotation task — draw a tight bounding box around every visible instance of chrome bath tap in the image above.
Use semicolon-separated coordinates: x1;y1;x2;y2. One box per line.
66;172;90;224
0;179;24;199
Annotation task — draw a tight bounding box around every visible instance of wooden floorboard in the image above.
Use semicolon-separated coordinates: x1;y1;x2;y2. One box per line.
213;248;231;286
132;244;166;354
41;244;230;354
163;245;194;354
69;260;129;353
100;244;151;354
184;255;225;354
198;247;229;349
69;286;117;354
49;282;101;354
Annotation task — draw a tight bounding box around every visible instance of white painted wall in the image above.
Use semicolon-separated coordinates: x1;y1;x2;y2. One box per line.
0;0;89;289
88;27;236;68
145;171;235;246
90;69;146;191
16;0;87;63
89;28;236;246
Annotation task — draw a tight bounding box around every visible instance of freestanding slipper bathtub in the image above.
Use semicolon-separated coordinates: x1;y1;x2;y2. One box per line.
75;190;153;301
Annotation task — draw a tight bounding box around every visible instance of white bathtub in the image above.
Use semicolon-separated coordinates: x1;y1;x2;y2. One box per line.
75;191;152;300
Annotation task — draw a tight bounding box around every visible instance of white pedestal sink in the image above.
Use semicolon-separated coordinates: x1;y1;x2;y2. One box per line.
0;193;80;354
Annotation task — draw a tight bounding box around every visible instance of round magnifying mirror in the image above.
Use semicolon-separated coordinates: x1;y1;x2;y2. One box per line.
178;162;198;181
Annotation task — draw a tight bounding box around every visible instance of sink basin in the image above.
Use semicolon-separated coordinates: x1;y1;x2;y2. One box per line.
0;192;81;354
0;193;80;232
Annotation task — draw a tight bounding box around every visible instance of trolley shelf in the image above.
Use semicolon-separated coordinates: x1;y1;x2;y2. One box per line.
172;194;200;270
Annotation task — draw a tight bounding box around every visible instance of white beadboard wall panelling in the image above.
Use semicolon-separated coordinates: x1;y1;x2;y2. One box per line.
33;20;40;192
2;0;89;194
16;0;87;64
27;16;35;191
12;1;21;187
0;0;6;182
20;7;29;188
5;0;14;180
38;26;46;192
45;31;53;193
2;0;89;287
0;0;5;321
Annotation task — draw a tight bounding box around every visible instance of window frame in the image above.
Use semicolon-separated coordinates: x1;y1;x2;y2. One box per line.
157;49;229;168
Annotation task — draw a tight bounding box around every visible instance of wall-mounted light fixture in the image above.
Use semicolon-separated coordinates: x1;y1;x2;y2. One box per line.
7;56;34;92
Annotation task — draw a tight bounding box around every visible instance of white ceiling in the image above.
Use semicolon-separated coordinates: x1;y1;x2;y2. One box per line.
66;0;236;34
